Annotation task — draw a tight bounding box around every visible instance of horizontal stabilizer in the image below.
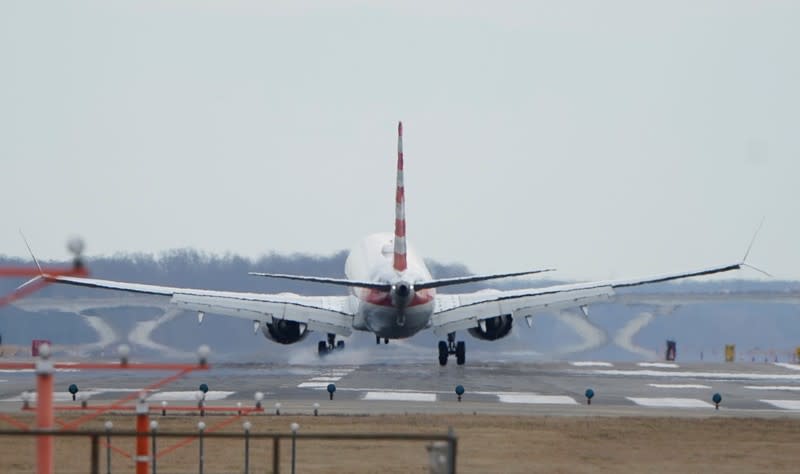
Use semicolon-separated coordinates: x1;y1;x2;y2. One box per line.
248;272;391;290
414;268;555;290
249;268;554;291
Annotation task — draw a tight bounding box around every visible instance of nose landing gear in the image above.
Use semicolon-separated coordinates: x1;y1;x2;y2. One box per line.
375;336;390;345
318;333;345;356
438;332;465;366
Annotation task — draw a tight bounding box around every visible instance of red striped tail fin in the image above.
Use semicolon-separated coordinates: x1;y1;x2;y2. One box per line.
393;121;407;272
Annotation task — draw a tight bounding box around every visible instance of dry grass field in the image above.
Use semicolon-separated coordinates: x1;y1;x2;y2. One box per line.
2;413;799;473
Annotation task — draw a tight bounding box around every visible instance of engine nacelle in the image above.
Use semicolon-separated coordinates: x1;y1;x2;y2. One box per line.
261;320;309;344
468;315;513;341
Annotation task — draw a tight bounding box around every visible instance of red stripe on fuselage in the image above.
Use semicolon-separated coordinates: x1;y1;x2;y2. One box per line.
393;254;407;271
359;288;434;308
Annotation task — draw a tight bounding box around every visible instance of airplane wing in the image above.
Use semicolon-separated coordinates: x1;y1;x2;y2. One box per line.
431;262;741;336
46;275;355;336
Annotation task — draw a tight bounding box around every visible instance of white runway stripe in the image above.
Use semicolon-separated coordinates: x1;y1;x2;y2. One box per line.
638;362;679;368
773;363;800;371
148;391;234;401
745;386;800;391
297;382;333;388
87;388;153;393
570;361;613;367
648;384;711;389
297;366;355;388
3;389;152;402
363;391;436;402
497;394;578;405
3;392;88;402
760;400;800;410
591;369;800;381
3;390;233;402
331;387;451;394
0;368;80;373
627;397;713;408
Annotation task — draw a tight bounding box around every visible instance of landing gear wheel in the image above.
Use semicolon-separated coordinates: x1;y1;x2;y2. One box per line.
318;333;342;357
438;332;466;366
438;341;448;366
455;341;466;365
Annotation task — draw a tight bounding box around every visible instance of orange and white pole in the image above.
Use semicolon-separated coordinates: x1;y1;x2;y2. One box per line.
135;392;150;474
35;343;54;474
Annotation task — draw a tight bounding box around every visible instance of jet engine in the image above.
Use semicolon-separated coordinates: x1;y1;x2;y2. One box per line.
468;315;513;341
261;320;310;344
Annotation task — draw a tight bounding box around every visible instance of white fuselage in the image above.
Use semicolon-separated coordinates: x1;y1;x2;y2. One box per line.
344;233;435;338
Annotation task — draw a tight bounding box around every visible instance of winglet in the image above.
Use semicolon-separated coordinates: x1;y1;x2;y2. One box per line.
19;230;43;276
741;217;764;263
741;218;771;277
393;121;407;272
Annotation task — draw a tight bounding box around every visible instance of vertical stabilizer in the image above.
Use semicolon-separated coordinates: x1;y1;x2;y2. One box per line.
393;121;407;272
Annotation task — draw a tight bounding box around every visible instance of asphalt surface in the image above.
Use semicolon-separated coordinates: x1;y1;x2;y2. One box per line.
2;358;800;418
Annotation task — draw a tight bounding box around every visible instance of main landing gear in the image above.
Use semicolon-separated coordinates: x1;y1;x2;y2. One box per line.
318;333;345;356
438;332;465;366
375;335;389;345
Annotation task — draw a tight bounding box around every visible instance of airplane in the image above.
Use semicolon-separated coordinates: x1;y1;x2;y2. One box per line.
40;122;744;365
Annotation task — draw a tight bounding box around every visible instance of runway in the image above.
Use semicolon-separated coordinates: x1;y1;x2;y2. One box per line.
2;359;800;418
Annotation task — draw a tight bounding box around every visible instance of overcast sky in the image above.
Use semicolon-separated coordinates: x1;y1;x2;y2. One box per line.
2;1;798;282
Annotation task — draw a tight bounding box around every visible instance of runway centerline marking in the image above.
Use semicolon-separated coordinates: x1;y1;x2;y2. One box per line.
638;362;679;368
363;392;436;402
310;377;341;381
627;397;713;408
648;384;711;389
760;400;800;410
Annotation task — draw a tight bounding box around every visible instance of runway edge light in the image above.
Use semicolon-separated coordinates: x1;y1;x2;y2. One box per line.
455;385;465;402
197;344;210;366
585;388;595;405
68;383;79;401
327;383;336;400
712;393;722;410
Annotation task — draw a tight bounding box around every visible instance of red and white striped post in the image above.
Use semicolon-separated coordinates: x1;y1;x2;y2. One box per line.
135;392;150;474
35;342;54;474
